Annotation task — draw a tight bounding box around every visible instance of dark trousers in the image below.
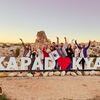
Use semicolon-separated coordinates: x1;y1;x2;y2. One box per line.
79;58;85;75
28;58;35;73
55;60;59;70
79;58;85;70
43;59;45;70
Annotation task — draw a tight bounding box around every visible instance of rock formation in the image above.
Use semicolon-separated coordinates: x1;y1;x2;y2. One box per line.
34;31;51;48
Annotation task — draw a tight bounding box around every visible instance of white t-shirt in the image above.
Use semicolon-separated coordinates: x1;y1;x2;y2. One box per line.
80;48;84;58
75;48;80;57
37;49;44;60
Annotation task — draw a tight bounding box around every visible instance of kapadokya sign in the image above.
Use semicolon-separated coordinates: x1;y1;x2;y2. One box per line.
0;50;100;70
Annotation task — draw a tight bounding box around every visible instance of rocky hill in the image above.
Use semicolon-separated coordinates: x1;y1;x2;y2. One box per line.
34;31;51;48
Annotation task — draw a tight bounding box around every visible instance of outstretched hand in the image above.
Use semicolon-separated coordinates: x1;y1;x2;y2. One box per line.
64;37;66;39
75;40;77;43
56;37;59;40
64;37;67;40
19;38;23;41
71;39;75;42
89;40;91;43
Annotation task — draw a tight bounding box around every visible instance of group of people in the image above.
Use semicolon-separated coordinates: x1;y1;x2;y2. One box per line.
19;37;91;71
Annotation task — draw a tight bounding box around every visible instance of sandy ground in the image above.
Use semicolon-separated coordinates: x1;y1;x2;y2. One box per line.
0;76;100;100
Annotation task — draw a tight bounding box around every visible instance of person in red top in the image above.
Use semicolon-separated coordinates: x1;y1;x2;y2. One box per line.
42;47;49;57
42;45;49;69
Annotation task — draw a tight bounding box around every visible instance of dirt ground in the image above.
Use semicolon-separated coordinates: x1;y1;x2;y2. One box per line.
0;76;100;100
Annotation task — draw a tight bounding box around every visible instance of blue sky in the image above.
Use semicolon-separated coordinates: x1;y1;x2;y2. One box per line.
0;0;100;43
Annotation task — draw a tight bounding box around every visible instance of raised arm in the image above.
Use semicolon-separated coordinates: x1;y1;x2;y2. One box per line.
19;38;26;49
56;37;59;45
85;40;91;49
64;37;68;44
75;40;81;49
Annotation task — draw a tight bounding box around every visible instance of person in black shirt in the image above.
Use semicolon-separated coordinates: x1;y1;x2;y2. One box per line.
29;47;37;71
66;44;74;60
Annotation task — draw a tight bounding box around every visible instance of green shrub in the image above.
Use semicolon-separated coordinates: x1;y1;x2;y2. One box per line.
0;94;10;100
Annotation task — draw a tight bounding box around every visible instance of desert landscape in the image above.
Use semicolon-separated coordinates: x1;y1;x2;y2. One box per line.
0;76;100;100
0;0;100;100
0;32;100;100
0;31;100;57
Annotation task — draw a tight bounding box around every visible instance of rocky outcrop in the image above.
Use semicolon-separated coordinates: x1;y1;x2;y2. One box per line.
34;31;51;48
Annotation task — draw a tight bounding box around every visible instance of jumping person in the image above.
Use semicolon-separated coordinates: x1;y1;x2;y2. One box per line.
75;40;91;73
